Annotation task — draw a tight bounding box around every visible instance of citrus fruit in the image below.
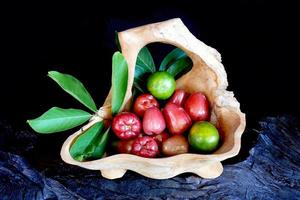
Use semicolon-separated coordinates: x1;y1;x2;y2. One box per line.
188;121;219;152
147;71;176;100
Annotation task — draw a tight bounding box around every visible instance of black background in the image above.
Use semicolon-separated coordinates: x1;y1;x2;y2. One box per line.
1;1;299;163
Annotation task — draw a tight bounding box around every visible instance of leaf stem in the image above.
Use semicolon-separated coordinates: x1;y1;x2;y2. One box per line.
90;105;113;122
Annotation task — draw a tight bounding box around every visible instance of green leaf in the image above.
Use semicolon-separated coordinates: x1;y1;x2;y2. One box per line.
134;63;147;79
48;71;97;112
27;107;92;134
136;47;156;74
69;122;104;161
133;81;145;93
159;48;187;71
115;31;121;51
166;56;193;79
91;127;110;159
112;52;128;115
133;66;149;92
132;47;155;93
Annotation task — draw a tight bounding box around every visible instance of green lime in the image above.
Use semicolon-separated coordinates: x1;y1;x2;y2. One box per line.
147;71;176;100
188;121;219;152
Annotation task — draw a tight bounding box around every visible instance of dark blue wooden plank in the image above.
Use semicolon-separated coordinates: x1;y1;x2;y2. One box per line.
0;116;299;199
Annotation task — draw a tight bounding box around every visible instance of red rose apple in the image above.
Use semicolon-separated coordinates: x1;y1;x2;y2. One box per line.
143;107;166;135
152;132;169;154
152;132;169;145
162;103;192;135
131;136;159;158
184;92;210;121
162;135;189;156
133;94;159;117
113;139;135;154
168;89;189;107
112;112;141;140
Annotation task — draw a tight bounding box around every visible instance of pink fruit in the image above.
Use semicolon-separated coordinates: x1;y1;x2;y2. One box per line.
131;136;159;158
162;103;192;135
168;89;189;107
133;93;159;117
152;132;169;154
152;132;169;145
184;92;210;121
112;112;141;140
143;107;166;135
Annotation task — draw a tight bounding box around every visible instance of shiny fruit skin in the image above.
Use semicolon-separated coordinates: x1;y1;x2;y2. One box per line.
152;132;169;145
162;103;192;135
162;135;189;156
133;93;159;117
131;136;159;158
184;92;210;121
112;112;141;140
168;89;189;107
188;121;219;152
114;140;135;154
152;132;169;155
143;107;166;135
147;71;176;100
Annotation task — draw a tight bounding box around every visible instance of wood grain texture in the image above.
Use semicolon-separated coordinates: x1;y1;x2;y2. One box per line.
60;18;246;179
1;116;299;199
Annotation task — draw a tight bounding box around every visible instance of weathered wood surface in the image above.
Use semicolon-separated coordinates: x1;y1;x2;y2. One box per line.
1;116;299;199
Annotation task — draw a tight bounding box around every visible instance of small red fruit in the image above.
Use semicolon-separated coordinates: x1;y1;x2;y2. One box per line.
113;140;135;154
152;132;169;154
112;112;141;140
162;135;189;156
168;89;189;107
133;94;159;117
184;92;210;121
162;103;192;135
131;136;159;158
152;132;169;145
143;107;166;135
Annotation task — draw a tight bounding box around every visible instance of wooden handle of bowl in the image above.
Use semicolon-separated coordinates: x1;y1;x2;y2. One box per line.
116;18;228;112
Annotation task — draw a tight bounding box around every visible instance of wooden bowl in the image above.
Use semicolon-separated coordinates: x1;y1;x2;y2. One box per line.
60;18;246;179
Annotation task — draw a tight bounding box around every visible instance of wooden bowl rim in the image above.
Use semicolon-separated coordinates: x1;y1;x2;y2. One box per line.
60;18;246;179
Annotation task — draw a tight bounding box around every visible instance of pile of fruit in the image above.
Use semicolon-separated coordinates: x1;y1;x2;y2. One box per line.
27;45;221;162
112;71;220;158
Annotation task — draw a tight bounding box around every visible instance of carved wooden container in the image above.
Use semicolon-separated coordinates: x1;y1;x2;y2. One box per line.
60;18;246;179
